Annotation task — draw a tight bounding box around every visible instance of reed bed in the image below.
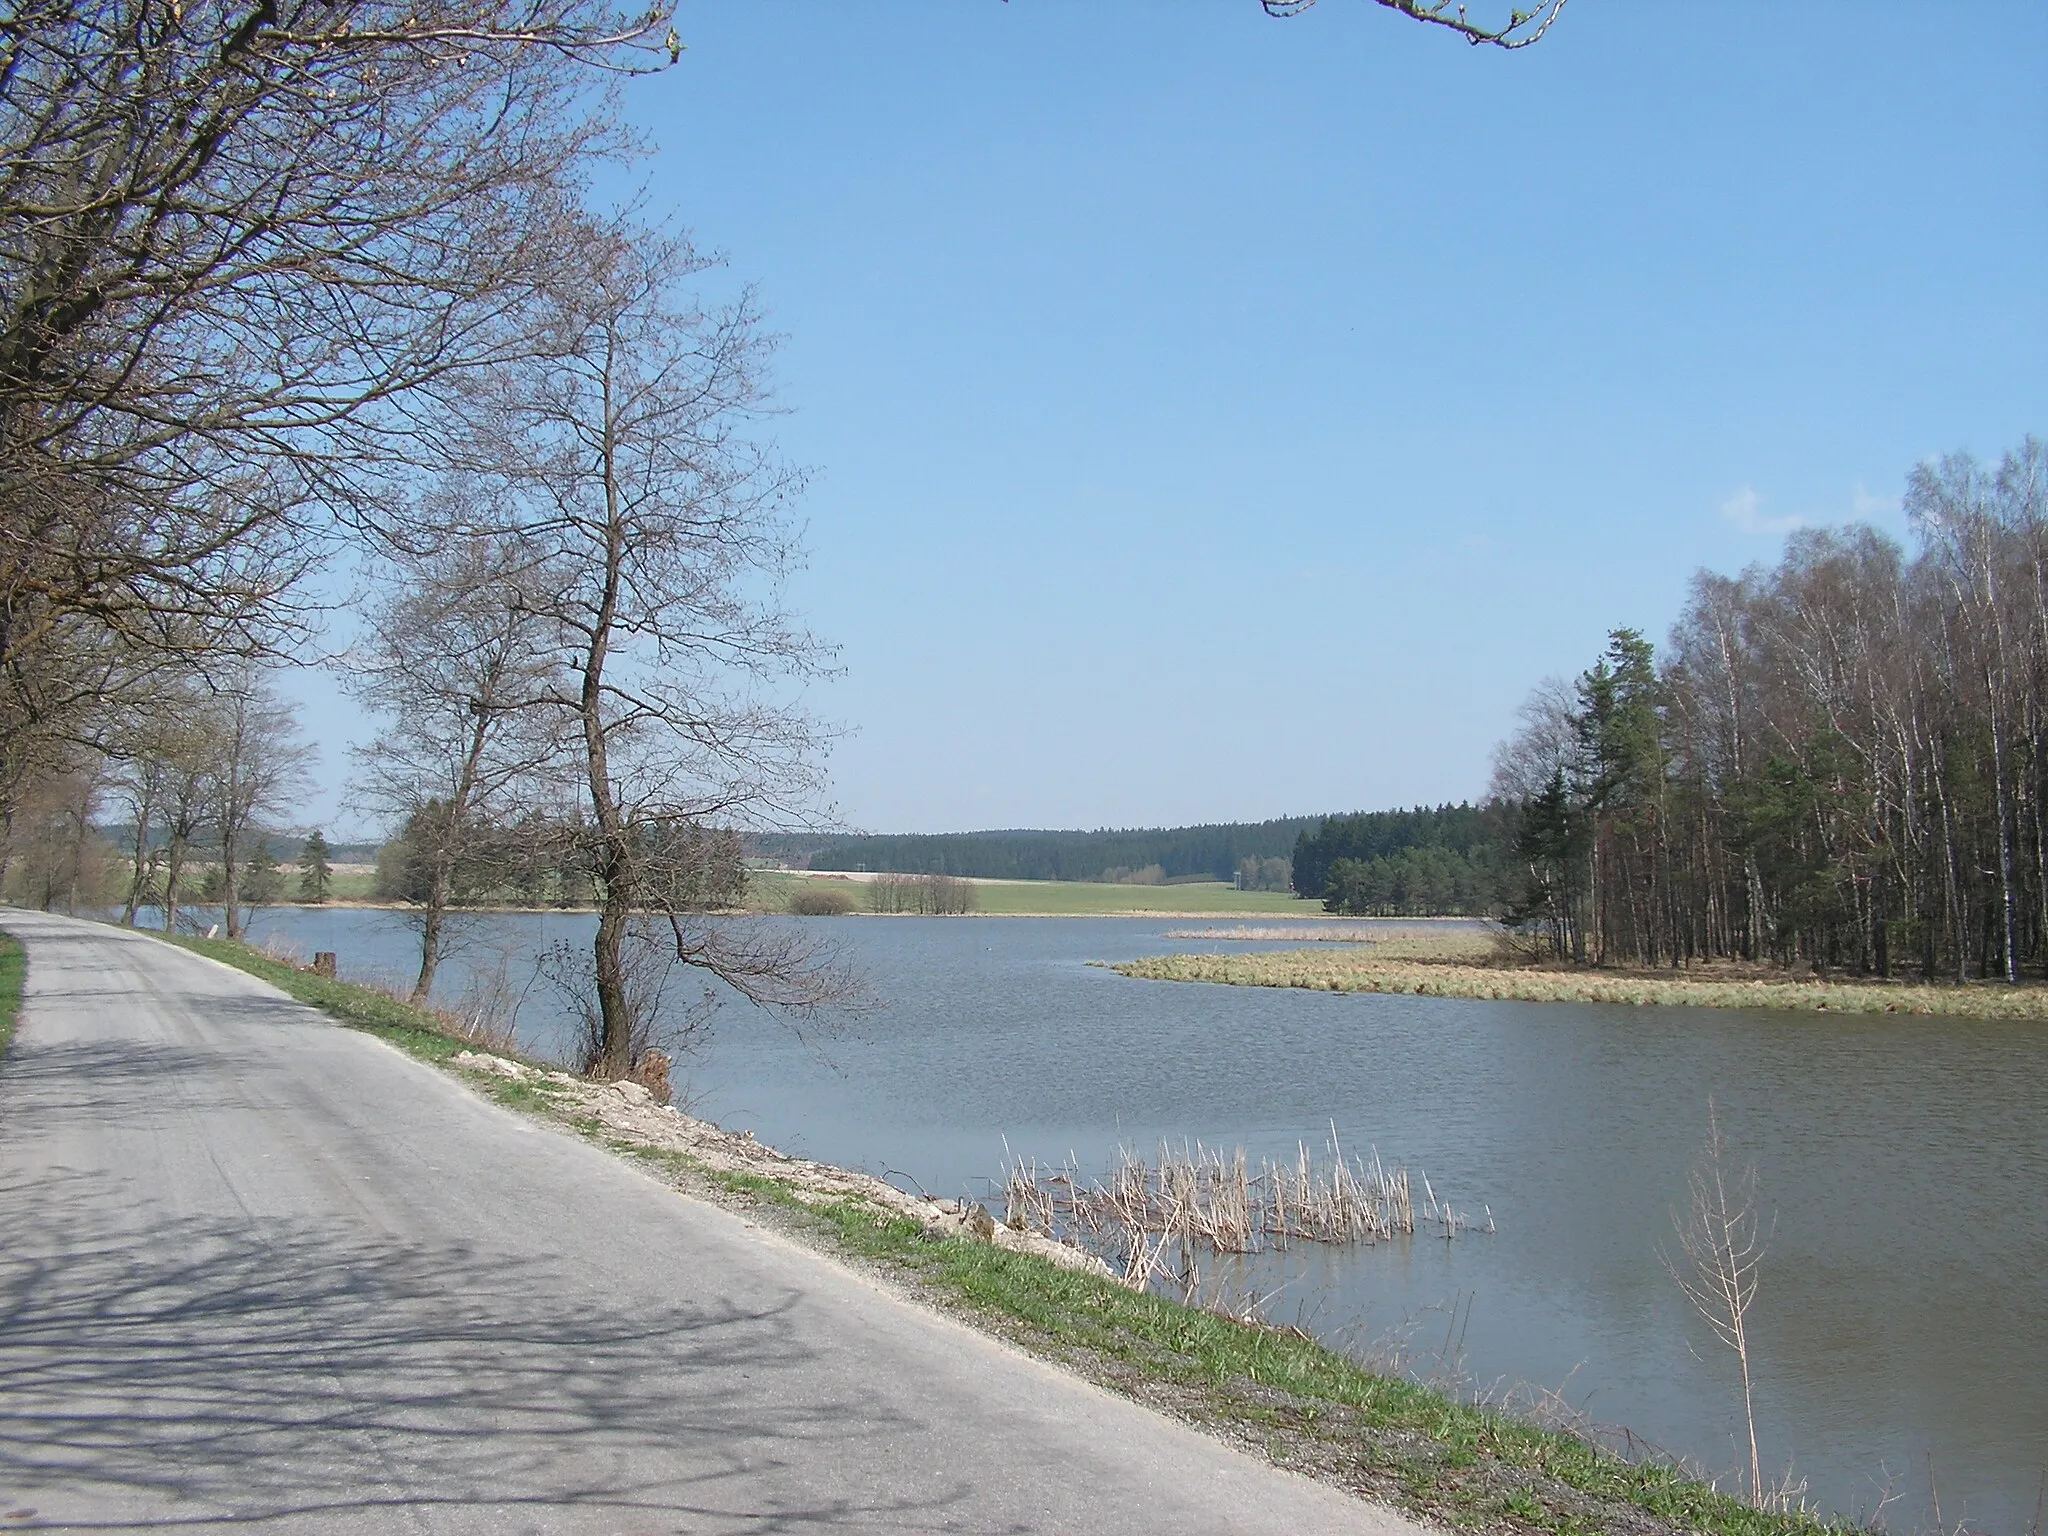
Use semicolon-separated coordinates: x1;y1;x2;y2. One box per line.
1003;1132;1486;1294
1115;947;2048;1019
1161;925;1498;958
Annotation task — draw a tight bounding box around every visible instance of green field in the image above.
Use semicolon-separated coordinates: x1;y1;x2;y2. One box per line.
327;869;381;901
750;871;1314;917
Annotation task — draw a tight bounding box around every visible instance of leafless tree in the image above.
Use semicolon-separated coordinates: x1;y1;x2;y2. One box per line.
0;0;672;793
201;671;313;938
1662;1099;1772;1509
1260;0;1570;49
153;713;215;935
865;871;976;914
0;754;113;911
434;217;842;1077
346;531;566;1000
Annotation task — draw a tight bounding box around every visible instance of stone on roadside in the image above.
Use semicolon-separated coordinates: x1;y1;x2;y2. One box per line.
452;1051;530;1080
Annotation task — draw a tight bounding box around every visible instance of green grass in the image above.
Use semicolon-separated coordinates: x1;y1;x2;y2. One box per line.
140;928;1858;1536
0;931;23;1064
751;871;1314;917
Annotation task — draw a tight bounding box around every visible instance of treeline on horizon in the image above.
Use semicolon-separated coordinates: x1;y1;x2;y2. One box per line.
799;820;1321;885
786;811;1512;910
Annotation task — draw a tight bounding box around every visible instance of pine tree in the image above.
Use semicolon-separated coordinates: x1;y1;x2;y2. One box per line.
298;829;333;904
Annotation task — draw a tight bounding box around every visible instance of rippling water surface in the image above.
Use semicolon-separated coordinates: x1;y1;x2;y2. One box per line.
220;907;2048;1530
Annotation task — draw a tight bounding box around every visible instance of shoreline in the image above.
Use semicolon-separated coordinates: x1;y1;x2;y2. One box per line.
180;897;1396;921
1113;949;2048;1020
128;927;1862;1536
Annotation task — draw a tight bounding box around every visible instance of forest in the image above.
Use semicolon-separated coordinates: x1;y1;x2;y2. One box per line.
1492;440;2048;980
1289;804;1509;915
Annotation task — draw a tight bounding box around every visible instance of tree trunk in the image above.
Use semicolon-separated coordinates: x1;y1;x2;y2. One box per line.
1989;678;2021;982
122;794;153;926
412;885;446;1004
164;831;186;934
223;825;244;939
592;866;632;1078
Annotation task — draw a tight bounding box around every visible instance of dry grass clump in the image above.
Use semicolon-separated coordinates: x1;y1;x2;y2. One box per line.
1115;946;2048;1019
1003;1133;1486;1298
1163;924;1498;959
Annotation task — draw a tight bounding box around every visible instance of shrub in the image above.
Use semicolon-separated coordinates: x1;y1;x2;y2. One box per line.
788;885;855;916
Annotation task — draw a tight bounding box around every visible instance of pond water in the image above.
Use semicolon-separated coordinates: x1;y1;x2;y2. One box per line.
193;907;2046;1530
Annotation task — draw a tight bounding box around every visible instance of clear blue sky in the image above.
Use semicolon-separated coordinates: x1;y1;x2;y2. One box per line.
296;2;2048;839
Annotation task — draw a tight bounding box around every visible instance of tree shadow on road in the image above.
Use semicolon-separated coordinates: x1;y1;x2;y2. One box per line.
0;1170;984;1533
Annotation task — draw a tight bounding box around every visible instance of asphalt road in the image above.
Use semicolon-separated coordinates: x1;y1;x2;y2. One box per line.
0;910;1419;1535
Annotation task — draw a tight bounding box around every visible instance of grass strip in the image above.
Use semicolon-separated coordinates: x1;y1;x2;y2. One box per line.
150;930;1858;1536
154;933;552;1070
0;931;24;1064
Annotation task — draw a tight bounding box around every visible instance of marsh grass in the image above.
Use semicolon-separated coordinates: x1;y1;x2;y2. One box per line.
1118;946;2048;1019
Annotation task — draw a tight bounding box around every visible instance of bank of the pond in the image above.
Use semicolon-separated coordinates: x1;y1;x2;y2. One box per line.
1114;947;2048;1019
155;929;1860;1536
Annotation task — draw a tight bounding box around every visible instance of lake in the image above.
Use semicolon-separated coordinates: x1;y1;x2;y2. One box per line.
210;907;2048;1531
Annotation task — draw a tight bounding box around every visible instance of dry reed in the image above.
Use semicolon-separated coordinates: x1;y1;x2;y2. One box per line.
1002;1129;1484;1295
1160;925;1498;959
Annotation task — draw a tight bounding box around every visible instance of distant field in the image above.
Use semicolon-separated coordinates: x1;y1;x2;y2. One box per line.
327;869;379;901
280;871;1318;918
750;871;1313;917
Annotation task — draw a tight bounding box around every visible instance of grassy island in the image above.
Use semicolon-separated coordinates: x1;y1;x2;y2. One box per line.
1115;929;2048;1020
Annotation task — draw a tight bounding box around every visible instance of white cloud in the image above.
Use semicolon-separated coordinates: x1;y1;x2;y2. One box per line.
1851;481;1900;520
1720;485;1805;536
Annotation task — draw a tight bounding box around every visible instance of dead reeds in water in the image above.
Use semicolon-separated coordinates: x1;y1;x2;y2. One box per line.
1003;1126;1489;1293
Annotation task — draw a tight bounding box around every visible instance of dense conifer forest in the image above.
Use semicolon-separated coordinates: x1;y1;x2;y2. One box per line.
1289;805;1509;915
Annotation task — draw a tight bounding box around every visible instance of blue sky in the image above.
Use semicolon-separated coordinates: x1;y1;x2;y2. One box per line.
298;2;2047;839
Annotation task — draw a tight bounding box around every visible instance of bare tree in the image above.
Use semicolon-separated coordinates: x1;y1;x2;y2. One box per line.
1260;0;1570;49
154;714;215;935
0;0;672;792
1663;1100;1772;1509
346;532;565;1000
437;217;840;1077
0;756;115;911
109;706;177;925
202;673;313;939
